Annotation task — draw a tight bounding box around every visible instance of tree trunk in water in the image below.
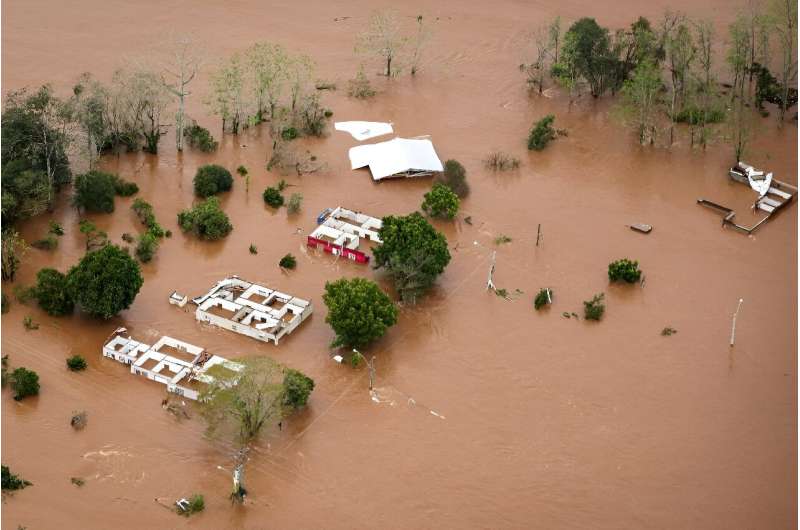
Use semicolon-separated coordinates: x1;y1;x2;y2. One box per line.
387;56;392;77
176;93;185;152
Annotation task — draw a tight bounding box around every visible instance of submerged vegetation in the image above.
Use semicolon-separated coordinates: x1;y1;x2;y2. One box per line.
421;183;460;219
323;277;398;349
178;197;233;240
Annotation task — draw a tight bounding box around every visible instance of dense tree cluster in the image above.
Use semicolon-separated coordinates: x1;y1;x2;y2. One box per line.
323;277;398;349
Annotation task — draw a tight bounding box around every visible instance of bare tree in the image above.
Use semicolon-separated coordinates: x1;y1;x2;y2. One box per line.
693;20;716;149
663;17;696;146
206;53;249;134
117;67;171;154
768;0;797;124
410;15;433;75
526;24;553;94
357;9;407;77
159;34;204;152
245;42;290;122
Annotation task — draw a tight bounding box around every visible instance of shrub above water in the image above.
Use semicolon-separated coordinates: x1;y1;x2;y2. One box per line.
10;367;39;400
608;258;642;283
421;182;460;219
72;170;118;213
263;187;284;208
435;159;469;198
583;293;605;321
194;164;233;198
33;267;74;316
184;123;218;152
528;115;557;151
66;355;87;371
177;197;233;240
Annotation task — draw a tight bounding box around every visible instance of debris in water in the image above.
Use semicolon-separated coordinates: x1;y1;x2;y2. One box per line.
562;312;570;318
628;223;652;234
661;327;677;336
70;477;85;487
70;410;88;430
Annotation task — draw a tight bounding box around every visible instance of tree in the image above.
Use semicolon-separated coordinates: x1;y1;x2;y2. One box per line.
66;355;87;371
528;115;557;150
2;86;73;208
693;20;717;149
527;21;556;94
422;183;460;219
560;18;614;97
1;229;27;282
373;212;451;303
117;67;171;154
33;268;73;316
279;254;297;269
78;219;108;252
245;42;290;121
72;170;117;213
282;369;315;409
620;60;662;145
348;65;376;98
2;465;31;491
768;0;797;124
206;53;249;134
410;15;433;75
199;357;288;502
584;293;606;321
357;9;406;77
435;159;469;197
323;278;398;348
663;19;695;145
183;121;218;152
194;164;233;197
10;367;40;400
159;34;204;152
608;259;642;283
177;197;233;240
1;160;51;225
66;244;143;319
262;187;284;208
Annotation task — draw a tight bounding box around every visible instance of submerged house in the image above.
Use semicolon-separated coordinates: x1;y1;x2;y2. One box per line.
348;137;444;180
192;276;312;345
102;328;243;400
307;206;383;264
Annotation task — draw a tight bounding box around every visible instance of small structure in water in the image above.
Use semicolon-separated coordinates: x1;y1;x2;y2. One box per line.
169;291;188;307
307;206;383;264
628;223;652;234
102;328;243;400
192;276;312;345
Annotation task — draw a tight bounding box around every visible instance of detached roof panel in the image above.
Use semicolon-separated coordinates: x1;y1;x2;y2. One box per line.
335;121;394;141
348;137;444;181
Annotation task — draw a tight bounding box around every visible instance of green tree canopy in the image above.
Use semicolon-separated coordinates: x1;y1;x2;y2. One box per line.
373;212;451;303
66;244;143;318
72;170;118;213
435;159;469;198
10;367;39;400
33;268;74;316
421;182;460;219
194;164;233;197
561;18;614;97
528;115;557;151
323;277;398;349
177;197;233;240
282;368;315;409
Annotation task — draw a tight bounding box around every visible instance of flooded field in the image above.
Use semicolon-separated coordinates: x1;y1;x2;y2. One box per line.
2;0;797;528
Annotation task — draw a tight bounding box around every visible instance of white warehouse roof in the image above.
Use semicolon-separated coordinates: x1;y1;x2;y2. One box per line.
348;137;444;181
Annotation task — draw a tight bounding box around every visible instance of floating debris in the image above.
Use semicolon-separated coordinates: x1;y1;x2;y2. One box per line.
628;223;652;234
661;327;677;336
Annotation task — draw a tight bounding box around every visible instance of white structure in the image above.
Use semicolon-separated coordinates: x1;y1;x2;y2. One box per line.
335;121;394;141
349;137;444;180
102;328;243;401
307;207;382;264
169;291;188;307
192;276;312;345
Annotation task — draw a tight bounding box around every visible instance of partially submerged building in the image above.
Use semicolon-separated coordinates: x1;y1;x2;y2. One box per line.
307;206;383;264
102;328;243;400
192;276;312;345
348;137;444;180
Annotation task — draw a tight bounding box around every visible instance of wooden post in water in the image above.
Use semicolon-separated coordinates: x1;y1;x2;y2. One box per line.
486;251;497;291
730;298;743;347
536;224;542;247
368;356;376;390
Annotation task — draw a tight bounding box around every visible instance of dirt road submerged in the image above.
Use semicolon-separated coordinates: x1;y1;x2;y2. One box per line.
2;0;797;528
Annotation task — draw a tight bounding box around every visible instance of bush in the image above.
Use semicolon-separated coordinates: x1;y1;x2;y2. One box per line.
348;66;376;99
583;293;605;321
674;105;726;125
323;278;398;348
263;187;284;208
237;165;248;176
608;258;641;283
34;268;74;316
528;115;557;151
534;288;552;310
131;198;163;235
484;151;520;170
72;170;118;213
113;177;139;197
177;197;233;240
194;164;233;198
184;123;218;152
373;213;451;303
14;285;36;304
286;193;303;214
281;127;299;141
422;183;460;219
66;244;144;319
10;367;39;400
178;493;205;516
2;465;31;491
66;355;87;371
23;315;39;330
279;253;297;269
435;159;469;198
31;235;58;250
48;220;64;236
282;368;315;409
70;410;88;429
135;232;159;263
249;244;258;255
121;232;135;243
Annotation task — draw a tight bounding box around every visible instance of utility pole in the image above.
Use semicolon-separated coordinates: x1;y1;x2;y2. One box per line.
353;349;377;390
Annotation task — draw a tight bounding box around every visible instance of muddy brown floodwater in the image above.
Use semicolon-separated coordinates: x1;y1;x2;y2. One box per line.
2;0;797;528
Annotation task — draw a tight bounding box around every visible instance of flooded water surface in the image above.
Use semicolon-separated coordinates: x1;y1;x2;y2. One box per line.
2;0;797;528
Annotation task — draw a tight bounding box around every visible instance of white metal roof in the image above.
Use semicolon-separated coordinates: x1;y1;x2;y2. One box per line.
334;121;394;141
349;137;444;181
